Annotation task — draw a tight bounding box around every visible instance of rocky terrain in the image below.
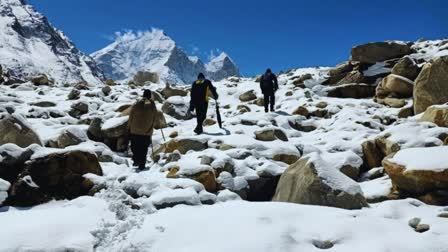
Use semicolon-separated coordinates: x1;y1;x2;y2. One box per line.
1;32;448;251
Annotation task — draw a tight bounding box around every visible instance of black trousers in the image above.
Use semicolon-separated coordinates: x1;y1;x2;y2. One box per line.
263;94;275;111
130;134;152;168
195;102;208;133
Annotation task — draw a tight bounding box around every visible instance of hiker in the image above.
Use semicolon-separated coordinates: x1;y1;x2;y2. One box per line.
259;68;278;112
128;89;157;170
189;73;218;134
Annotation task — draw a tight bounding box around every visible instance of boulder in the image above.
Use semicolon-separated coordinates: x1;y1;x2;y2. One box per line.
51;127;88;148
398;106;414;118
133;71;159;85
239;90;257;102
87;118;103;142
336;71;366;85
351;42;413;64
167;167;217;192
67;89;81;100
8;150;102;206
255;128;288;142
101;117;129;152
376;97;407;108
326;83;376;99
391;56;421;80
273;153;300;165
162;97;193;120
69;102;89;118
31;101;56;107
292;73;312;86
105;79;116;86
273;155;368;209
375;74;414;99
161;83;188;98
414;56;448;114
361;140;383;171
0;144;35;183
383;146;448;196
159;138;208;154
102;85;112;96
31;74;51;86
203;118;216;126
246;175;281;201
323;61;356;85
419;105;448;127
0;114;42;148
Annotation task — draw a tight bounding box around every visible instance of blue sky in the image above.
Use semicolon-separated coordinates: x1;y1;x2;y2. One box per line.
28;0;447;76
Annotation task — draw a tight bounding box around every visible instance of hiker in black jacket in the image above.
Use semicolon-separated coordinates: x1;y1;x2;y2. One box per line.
189;73;218;134
259;69;278;113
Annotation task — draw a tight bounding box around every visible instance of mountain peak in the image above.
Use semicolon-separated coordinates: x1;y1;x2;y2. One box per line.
92;29;240;83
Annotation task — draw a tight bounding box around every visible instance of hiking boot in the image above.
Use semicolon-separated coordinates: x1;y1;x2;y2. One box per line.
194;128;203;135
264;108;268;113
270;107;275;112
138;164;145;171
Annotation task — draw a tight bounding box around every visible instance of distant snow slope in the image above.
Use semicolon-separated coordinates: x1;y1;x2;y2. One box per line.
91;29;240;84
0;0;104;84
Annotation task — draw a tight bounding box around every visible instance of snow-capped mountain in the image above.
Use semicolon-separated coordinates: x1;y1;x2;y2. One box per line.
0;0;104;84
91;29;240;84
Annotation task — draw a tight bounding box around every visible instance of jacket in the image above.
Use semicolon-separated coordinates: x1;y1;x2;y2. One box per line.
190;79;218;109
260;73;279;95
128;98;157;136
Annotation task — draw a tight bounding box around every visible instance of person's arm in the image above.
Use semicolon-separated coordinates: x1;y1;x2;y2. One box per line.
208;81;218;100
189;81;196;111
273;74;279;91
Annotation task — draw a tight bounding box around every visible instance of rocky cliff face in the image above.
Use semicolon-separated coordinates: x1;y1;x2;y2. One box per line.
92;29;240;84
0;0;104;85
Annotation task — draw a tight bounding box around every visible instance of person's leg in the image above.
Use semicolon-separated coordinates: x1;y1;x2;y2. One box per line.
139;136;151;170
270;94;275;112
263;94;269;113
195;105;203;134
129;134;138;166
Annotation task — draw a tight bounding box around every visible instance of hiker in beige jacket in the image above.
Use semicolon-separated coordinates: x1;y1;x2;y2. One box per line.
128;89;157;170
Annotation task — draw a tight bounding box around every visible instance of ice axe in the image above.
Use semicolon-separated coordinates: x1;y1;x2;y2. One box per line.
215;100;222;129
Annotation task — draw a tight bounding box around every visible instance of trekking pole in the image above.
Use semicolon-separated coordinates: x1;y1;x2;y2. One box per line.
160;114;168;149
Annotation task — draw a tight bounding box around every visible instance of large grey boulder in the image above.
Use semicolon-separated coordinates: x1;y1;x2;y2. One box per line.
0;114;42;148
133;71;159;85
414;56;448;114
351;42;413;64
273;155;368;209
391;56;421;81
375;74;414;99
162;97;193;120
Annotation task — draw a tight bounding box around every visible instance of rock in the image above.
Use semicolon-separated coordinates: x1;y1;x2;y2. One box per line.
159;138;208;154
414;56;448;114
419;105;448;127
376;97;407;108
74;82;90;90
101;117;129;152
375;136;400;157
87;118;103;142
67;89;81;100
255;128;288;142
292;106;310;117
151;91;164;103
53;127;87;148
237;104;251;113
254;97;264;107
292;73;312;86
398;106;414;118
361;140;383;171
239;90;257;102
8;150;102;206
273;153;300;165
408;217;421;229
162;97;193;120
166;151;181;163
0;114;42;148
102;85;112;96
285;91;293;96
105;79;116;86
351;42;413;64
326;83;376;99
133;71;159;85
383;147;448;195
192;171;217;192
312;240;334;250
0;144;35;183
161;83;188;98
336;70;366;85
273;155;368;209
392;56;421;80
415;224;430;233
31;101;56;107
289;119;316;132
169;131;178;138
203;118;216;126
323;61;357;85
375;74;414;99
246;175;281;201
31;74;51;86
69;102;89;118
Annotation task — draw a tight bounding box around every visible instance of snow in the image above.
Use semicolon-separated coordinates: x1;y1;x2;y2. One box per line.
0;178;10;205
360;176;392;200
389;146;448;172
113;200;448;252
363;62;391;77
101;116;129;130
389;74;414;85
307;152;363;195
91;29;239;84
0;197;115;252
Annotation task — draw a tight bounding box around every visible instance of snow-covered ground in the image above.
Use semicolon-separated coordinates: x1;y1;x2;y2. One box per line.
1;36;448;251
